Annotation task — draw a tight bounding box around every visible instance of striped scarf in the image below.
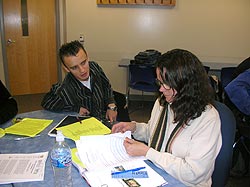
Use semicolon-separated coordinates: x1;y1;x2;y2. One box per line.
150;104;183;153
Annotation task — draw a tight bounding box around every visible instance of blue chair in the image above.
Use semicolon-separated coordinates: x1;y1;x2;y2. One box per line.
126;64;159;108
212;101;236;187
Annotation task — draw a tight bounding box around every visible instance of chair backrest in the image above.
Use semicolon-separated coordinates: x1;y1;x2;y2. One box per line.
204;65;210;73
128;64;158;92
113;91;130;122
220;67;237;89
212;101;236;187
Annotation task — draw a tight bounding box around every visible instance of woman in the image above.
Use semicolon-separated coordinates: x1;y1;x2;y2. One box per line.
112;49;222;187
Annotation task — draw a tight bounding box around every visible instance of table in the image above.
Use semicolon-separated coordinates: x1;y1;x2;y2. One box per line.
0;110;186;187
119;58;238;70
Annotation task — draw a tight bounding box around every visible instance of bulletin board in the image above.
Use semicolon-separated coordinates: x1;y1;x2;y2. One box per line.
97;0;176;6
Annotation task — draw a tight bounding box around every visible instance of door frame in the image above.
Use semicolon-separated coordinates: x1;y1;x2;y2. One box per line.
0;0;63;90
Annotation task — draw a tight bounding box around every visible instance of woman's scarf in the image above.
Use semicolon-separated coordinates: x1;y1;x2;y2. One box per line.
150;104;183;153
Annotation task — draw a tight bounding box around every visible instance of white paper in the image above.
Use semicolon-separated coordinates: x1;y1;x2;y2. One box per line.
0;152;48;184
75;132;167;187
75;131;144;171
83;159;167;187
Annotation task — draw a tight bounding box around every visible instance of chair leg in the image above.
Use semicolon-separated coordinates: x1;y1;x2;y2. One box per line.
126;87;130;109
140;91;145;108
129;91;145;114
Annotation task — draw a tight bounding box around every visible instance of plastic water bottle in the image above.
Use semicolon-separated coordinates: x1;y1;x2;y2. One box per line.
50;131;73;187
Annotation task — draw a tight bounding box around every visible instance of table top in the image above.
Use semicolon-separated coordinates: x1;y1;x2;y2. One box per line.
0;110;186;187
119;58;238;71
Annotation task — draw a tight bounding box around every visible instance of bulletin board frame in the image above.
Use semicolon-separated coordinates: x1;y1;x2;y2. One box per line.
97;0;176;6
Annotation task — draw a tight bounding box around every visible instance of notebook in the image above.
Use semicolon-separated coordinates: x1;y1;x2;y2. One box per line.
48;115;89;137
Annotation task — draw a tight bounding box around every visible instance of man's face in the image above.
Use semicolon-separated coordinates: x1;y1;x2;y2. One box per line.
63;48;90;81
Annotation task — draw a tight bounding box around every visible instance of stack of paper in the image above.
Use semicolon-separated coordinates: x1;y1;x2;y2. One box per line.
75;131;168;187
0;152;48;184
71;148;86;174
4;118;53;137
56;117;111;141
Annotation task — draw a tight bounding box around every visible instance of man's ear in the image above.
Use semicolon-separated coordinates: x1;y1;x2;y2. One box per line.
62;64;70;72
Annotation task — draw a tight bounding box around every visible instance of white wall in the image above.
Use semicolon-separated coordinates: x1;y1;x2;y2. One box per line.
65;0;250;93
1;0;249;92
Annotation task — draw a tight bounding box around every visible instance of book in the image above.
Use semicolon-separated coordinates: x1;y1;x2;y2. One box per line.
74;131;168;187
48;115;89;137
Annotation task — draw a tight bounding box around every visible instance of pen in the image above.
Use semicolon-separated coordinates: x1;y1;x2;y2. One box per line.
111;166;146;175
76;116;82;124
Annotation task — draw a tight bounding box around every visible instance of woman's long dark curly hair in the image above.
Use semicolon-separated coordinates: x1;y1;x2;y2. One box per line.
156;49;215;126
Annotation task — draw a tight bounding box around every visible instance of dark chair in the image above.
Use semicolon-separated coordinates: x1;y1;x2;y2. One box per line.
113;91;130;122
220;67;236;102
212;101;236;187
126;64;159;109
220;67;236;89
204;65;210;74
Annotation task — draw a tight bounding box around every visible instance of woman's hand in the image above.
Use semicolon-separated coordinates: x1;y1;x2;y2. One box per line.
111;122;136;133
123;137;150;156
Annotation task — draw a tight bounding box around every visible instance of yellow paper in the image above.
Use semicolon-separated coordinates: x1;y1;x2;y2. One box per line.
0;128;5;138
71;148;86;169
56;117;111;141
4;118;53;137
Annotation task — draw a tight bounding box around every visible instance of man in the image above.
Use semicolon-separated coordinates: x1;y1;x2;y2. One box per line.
224;57;250;176
224;57;250;123
0;80;18;124
41;40;119;123
225;68;250;116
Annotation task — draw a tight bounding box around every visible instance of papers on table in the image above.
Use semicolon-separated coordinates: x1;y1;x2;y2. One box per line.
71;148;86;174
82;159;167;187
48;115;90;137
75;131;168;187
0;152;48;184
4;118;53;137
56;117;111;141
76;131;140;171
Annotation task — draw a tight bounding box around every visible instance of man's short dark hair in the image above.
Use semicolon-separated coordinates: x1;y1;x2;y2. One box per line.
59;40;86;65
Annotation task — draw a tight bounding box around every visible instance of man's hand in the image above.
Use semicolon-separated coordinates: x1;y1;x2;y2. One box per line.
106;103;118;123
106;109;117;123
79;107;90;116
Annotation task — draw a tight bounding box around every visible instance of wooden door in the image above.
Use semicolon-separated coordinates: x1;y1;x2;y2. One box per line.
3;0;58;95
